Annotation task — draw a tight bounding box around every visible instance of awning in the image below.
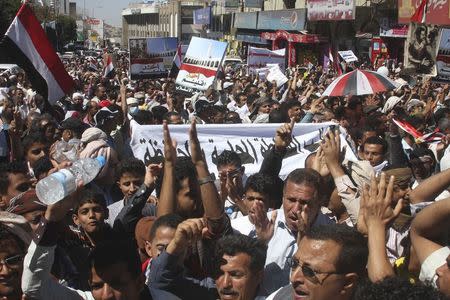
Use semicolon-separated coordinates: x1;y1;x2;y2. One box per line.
260;30;326;43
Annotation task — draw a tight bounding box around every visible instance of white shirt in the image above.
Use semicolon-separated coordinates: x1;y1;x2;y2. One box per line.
232;208;334;295
106;199;124;227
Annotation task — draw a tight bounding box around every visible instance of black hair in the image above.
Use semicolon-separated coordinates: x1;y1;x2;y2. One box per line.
116;158;146;181
285;168;323;194
224;111;242;124
214;233;267;277
244;173;283;209
362;136;388;154
269;109;287;123
89;239;141;280
334;106;347;121
152;106;169;124
149;213;183;241
73;188;107;213
352;276;446;300
174;157;198;193
22;132;48;154
0;161;28;195
163;111;181;122
217;150;242;169
133;110;154;125
0;223;26;253
305;224;368;275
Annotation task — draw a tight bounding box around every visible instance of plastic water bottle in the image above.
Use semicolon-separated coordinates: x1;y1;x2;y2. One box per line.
36;156;106;205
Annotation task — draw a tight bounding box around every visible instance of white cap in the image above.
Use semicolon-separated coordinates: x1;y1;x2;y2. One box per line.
126;97;138;105
382;96;402;113
223;82;233;89
72;92;83;100
377;66;389;77
407;99;425;112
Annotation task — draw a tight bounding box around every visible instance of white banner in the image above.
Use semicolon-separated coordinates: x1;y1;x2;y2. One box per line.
130;122;357;178
247;47;286;73
267;65;288;87
338;50;358;63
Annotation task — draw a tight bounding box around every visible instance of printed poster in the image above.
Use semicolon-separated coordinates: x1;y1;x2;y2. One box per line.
404;23;440;76
129;37;178;79
175;37;228;94
247;47;286;73
307;0;355;21
435;28;450;82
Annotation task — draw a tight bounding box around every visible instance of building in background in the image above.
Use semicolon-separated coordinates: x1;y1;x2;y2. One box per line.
69;2;76;19
122;3;162;49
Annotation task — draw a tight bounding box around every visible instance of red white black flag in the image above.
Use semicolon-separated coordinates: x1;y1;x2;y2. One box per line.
0;4;74;104
410;0;428;24
103;53;115;78
169;43;182;78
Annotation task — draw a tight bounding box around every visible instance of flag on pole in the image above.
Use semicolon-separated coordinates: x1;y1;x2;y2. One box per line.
0;4;74;104
410;0;428;23
103;53;115;78
169;43;182;78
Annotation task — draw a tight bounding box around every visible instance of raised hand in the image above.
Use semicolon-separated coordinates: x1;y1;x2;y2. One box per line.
163;121;177;165
167;218;207;256
322;129;341;168
251;200;277;244
311;146;330;177
189;120;205;165
144;163;163;188
274;118;295;151
296;206;310;243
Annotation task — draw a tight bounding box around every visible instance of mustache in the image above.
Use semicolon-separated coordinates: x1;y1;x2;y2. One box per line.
219;288;239;296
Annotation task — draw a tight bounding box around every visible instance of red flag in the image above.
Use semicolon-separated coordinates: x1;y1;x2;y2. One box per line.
410;0;428;23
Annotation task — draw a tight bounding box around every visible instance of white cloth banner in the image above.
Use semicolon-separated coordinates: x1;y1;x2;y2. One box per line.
247;47;286;72
267;65;288;87
130;121;357;178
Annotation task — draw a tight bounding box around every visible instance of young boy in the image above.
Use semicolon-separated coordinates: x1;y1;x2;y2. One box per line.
107;158;158;226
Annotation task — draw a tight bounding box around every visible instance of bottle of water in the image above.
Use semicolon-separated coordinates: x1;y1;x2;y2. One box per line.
36;156;106;205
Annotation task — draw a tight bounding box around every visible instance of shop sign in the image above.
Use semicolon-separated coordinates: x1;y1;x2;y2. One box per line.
234;12;258;29
193;7;211;25
260;30;322;44
398;0;450;25
257;9;306;31
379;17;409;38
307;0;355;21
236;34;267;44
245;0;263;8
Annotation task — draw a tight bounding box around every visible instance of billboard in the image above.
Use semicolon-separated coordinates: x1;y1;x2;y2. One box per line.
257;9;306;31
247;46;286;72
87;18;104;41
436;29;450;82
307;0;355;21
404;23;440;76
176;37;228;94
193;7;211;25
234;12;258;29
129;37;178;79
398;0;450;25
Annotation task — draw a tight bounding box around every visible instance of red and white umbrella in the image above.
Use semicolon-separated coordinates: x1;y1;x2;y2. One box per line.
322;69;399;97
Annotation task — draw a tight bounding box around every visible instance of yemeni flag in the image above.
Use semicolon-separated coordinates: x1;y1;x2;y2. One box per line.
0;4;74;105
103;53;115;78
169;43;182;78
410;0;428;23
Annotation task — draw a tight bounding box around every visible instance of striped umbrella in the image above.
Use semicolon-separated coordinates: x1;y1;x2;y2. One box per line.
322;69;399;97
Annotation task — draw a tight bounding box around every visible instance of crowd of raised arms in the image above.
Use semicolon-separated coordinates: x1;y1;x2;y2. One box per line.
0;50;449;300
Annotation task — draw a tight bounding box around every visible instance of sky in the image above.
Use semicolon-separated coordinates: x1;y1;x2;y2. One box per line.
74;0;135;27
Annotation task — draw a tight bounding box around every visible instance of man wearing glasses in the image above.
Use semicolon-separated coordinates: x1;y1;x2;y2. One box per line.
266;224;368;300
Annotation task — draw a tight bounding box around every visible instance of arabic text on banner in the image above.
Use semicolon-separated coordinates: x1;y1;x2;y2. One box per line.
129;122;357;178
129;37;178;79
175;37;228;95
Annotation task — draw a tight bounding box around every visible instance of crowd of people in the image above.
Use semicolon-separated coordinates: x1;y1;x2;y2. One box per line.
0;48;449;300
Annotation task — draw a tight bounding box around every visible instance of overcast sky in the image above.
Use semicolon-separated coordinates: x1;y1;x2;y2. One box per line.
74;0;134;27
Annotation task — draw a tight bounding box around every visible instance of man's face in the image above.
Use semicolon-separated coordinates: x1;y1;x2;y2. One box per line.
73;202;106;234
90;263;143;300
215;253;262;300
288;105;302;122
290;237;350;300
0;172;31;210
88;102;100;117
0;239;24;299
363;144;385;167
245;189;269;222
62;129;73;142
176;178;200;218
26;142;48;168
168;114;183;125
145;226;176;258
117;172;144;200
96;87;107;100
282;181;319;233
436;255;450;297
410;157;434;180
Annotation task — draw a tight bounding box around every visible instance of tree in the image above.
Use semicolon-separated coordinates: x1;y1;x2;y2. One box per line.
56;15;77;46
0;0;21;35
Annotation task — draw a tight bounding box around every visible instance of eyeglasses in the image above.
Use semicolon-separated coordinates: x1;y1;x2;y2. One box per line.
0;254;24;270
286;257;341;285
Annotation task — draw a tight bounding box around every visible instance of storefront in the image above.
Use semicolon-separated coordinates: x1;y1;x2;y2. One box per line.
379;17;408;65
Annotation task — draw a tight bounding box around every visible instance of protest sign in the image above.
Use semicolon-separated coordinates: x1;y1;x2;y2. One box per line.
176;37;227;95
130;121;357;178
266;65;288;87
404;23;440;77
435;28;450;83
247;47;286;73
338;50;358;63
129;37;178;79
